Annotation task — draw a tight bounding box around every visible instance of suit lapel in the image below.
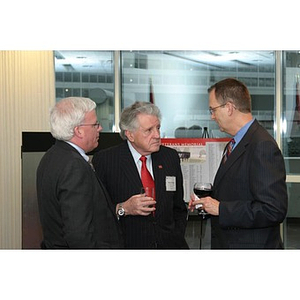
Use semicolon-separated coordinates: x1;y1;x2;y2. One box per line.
151;152;165;219
214;120;259;187
58;140;118;218
119;142;143;191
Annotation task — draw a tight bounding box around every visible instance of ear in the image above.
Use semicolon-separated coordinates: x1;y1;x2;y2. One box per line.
227;102;235;116
125;130;134;142
73;126;83;139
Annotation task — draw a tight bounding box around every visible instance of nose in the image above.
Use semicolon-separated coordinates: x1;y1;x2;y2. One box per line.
97;124;103;132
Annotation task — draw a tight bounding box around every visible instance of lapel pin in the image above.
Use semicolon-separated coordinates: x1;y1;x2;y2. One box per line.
158;165;163;169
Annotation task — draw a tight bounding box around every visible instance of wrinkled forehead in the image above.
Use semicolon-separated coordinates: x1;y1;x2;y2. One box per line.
136;113;160;128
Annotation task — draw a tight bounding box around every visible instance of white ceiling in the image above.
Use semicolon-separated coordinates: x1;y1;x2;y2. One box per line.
54;50;275;73
163;50;275;68
55;50;114;73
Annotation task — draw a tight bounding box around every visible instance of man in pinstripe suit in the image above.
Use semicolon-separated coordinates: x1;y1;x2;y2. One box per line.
189;78;288;249
92;101;189;249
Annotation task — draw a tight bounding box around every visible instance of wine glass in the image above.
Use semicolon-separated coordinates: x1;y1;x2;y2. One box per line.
193;182;213;219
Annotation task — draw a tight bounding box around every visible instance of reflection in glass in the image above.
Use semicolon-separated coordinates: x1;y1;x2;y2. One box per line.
52;50;300;249
121;51;275;139
54;50;115;132
282;51;300;165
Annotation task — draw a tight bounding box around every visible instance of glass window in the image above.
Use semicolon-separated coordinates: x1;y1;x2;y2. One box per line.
283;182;300;249
282;51;300;249
52;50;300;249
54;50;115;132
282;51;300;174
121;51;276;139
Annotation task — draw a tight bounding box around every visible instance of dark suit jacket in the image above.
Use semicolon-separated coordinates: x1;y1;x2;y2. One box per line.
36;140;124;249
92;141;189;249
211;120;288;249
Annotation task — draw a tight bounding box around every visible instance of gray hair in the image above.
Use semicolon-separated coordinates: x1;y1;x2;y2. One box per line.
119;101;161;140
50;97;96;141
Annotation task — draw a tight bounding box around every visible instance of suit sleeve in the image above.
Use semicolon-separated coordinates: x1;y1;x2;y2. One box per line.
58;158;98;248
219;139;288;228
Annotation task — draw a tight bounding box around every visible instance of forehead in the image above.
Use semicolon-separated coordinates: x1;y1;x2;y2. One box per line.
209;89;219;105
137;114;160;127
84;110;97;121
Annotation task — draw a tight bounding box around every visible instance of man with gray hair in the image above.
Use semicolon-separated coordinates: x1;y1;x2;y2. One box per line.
37;97;124;249
92;101;188;249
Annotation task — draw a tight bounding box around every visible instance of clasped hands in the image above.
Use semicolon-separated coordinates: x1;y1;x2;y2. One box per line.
122;194;156;216
188;194;220;216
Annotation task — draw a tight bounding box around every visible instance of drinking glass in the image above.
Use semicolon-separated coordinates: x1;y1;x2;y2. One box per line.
141;187;155;209
193;182;212;219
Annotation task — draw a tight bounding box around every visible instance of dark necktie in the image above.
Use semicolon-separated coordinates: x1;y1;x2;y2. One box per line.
88;157;95;171
222;138;235;164
140;156;156;212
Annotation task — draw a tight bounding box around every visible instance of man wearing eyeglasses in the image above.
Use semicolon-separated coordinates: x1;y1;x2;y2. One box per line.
36;97;124;249
189;78;288;249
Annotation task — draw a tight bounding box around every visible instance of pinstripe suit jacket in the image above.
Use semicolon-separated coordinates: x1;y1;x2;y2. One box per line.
37;140;124;249
211;120;288;249
92;141;189;249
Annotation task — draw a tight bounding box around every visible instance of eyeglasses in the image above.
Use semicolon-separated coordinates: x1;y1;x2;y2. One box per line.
79;122;101;129
209;103;227;115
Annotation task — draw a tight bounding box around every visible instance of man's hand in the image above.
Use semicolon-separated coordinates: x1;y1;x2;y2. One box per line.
188;193;220;216
122;194;156;216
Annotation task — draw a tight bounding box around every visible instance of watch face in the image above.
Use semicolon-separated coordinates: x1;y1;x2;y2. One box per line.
118;208;125;216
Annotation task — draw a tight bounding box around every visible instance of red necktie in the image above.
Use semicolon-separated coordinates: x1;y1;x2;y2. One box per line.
222;138;235;164
140;156;156;211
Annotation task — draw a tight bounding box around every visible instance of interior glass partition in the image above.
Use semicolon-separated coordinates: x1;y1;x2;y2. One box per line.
54;50;115;132
121;51;276;138
121;50;277;249
53;50;277;138
282;50;300;249
282;51;300;170
284;183;300;249
53;50;300;249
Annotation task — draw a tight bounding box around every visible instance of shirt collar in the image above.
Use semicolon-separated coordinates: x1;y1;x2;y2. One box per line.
66;141;89;162
233;118;255;147
127;140;151;163
127;140;154;177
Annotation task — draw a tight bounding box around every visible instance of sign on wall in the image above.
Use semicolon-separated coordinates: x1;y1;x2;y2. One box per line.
161;138;230;202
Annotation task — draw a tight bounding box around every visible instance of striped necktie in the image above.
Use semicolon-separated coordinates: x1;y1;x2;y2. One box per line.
222;138;235;164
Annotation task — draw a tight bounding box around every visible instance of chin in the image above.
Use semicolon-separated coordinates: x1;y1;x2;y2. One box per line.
152;145;161;153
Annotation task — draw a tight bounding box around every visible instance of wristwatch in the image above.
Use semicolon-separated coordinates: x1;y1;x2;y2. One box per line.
117;203;125;219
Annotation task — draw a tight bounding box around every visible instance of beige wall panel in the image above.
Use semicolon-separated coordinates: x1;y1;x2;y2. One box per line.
0;51;55;249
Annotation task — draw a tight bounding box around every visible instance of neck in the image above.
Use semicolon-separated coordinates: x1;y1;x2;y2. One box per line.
230;113;253;136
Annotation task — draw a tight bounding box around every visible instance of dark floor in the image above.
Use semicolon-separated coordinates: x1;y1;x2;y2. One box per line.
185;214;211;249
185;216;300;249
283;218;300;249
